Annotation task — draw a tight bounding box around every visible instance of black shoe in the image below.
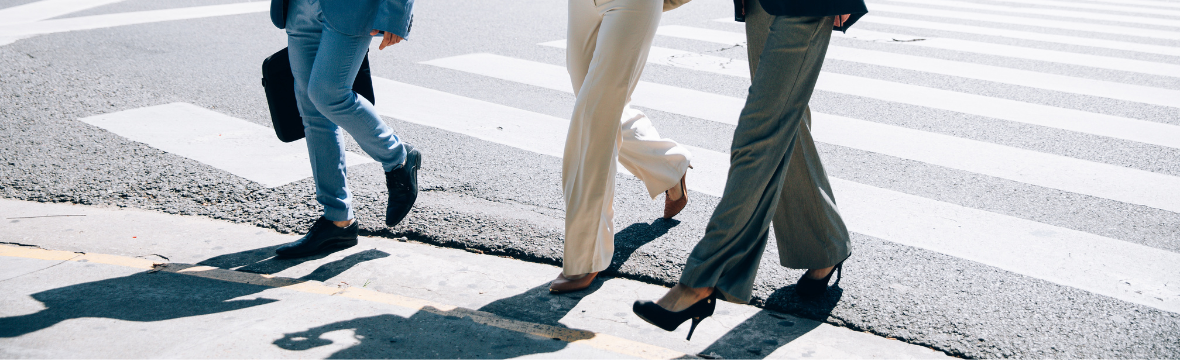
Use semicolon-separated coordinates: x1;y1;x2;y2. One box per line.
275;217;359;258
385;144;421;227
632;291;717;341
796;259;846;299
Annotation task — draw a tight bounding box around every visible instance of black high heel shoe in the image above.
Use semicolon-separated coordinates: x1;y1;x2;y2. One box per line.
796;260;845;299
632;291;716;340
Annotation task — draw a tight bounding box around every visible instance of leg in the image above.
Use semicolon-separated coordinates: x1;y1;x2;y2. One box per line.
677;6;835;303
617;105;692;200
307;28;406;174
772;106;851;271
560;0;662;277
287;0;353;222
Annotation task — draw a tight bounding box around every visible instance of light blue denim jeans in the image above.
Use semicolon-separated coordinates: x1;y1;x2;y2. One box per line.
287;0;406;222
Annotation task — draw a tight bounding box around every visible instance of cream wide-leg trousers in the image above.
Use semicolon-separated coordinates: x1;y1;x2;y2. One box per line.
561;0;693;276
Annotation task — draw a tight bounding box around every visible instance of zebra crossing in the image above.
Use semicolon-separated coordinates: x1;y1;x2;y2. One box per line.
54;0;1178;317
382;1;1180;315
1;0;1176;355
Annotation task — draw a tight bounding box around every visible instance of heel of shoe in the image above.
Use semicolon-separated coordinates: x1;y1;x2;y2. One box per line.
686;317;702;341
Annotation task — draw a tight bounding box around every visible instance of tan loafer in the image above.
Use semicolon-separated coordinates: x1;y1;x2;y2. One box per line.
549;272;599;294
663;172;689;219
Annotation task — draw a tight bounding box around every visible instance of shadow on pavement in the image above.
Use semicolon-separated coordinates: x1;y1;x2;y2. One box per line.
696;282;844;359
607;219;679;274
0;245;388;338
273;308;572;358
478;281;604;326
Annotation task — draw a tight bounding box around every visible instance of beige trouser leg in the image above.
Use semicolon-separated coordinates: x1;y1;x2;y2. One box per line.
561;0;693;276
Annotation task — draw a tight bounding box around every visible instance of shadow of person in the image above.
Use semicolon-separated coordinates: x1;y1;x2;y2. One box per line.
272;308;571;358
606;219;679;274
0;270;278;338
197;244;359;276
694;282;845;359
0;246;391;338
477;280;605;327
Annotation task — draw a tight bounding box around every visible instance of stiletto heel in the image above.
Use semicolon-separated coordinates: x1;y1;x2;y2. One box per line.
796;256;849;299
633;290;716;341
686;316;703;341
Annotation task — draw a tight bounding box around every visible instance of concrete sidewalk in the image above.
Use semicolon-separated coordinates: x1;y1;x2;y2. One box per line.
0;199;949;359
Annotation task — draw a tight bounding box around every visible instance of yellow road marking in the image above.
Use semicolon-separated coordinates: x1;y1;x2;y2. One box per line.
0;245;692;359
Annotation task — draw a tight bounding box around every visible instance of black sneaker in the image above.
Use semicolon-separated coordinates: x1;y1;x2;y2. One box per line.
275;217;359;258
385;144;421;227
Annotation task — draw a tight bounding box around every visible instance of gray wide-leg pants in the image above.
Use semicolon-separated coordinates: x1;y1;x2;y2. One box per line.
678;0;851;303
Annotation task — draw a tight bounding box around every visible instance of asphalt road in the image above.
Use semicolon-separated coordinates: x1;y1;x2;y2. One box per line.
1;0;1179;358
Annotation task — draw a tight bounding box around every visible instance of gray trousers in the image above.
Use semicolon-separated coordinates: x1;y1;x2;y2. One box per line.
678;0;851;303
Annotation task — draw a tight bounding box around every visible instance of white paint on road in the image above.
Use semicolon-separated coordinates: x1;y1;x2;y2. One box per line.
370;76;1180;314
0;2;268;40
867;3;1180;41
716;17;1180;57
79;103;373;188
660;25;1180;79
981;0;1180;15
535;42;1180;150
883;0;1180;28
423;53;1180;214
0;0;125;25
651;31;1180;108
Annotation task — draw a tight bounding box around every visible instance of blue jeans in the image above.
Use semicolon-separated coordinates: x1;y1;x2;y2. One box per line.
287;0;406;222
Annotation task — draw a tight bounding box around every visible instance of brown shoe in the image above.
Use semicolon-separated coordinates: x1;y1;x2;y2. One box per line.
549;272;599;294
663;172;689;219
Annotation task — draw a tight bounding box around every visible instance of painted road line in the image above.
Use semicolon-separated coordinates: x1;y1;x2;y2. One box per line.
0;0;125;25
534;42;1180;150
423;53;744;126
659;25;1180;78
368;77;730;195
715;17;1180;58
884;0;1180;28
651;28;1180;107
367;77;1180;313
983;0;1180;15
867;3;1180;41
79;103;373;188
0;245;689;360
0;2;268;40
421;52;1180;214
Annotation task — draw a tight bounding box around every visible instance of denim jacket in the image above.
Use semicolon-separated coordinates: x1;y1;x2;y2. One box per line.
270;0;415;39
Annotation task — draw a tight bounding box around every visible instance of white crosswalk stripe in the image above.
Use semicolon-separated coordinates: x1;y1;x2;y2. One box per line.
41;0;1180;319
866;3;1180;40
720;16;1180;57
881;0;1180;28
367;77;1180;314
0;2;268;46
981;0;1180;15
661;25;1180;80
0;0;124;26
532;42;1180;150
79;103;374;188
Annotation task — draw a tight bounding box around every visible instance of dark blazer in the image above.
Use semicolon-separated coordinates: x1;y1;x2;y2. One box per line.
734;0;867;30
270;0;414;38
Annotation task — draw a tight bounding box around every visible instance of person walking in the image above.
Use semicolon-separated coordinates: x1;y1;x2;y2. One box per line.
550;0;695;293
268;0;422;258
631;0;866;340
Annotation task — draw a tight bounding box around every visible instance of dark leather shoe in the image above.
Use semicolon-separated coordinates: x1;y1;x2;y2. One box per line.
275;217;359;258
385;144;421;227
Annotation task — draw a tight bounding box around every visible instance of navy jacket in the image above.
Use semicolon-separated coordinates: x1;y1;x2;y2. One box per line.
270;0;414;38
735;0;867;30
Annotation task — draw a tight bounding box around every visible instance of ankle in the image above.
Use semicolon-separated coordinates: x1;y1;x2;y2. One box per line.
805;266;835;280
333;219;354;228
667;184;684;201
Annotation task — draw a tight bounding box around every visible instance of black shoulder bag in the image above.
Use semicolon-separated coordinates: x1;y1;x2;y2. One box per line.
261;48;376;143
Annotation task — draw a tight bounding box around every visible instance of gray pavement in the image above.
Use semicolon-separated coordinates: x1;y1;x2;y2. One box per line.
1;0;1179;358
0;199;947;359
